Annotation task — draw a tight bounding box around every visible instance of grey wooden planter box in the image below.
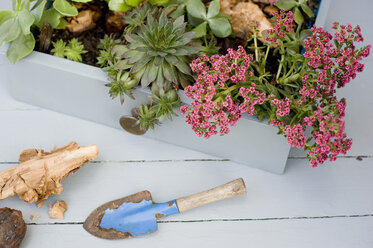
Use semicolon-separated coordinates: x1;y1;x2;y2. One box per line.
0;0;331;174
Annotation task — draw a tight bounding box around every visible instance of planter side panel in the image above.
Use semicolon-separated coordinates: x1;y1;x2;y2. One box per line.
5;52;290;174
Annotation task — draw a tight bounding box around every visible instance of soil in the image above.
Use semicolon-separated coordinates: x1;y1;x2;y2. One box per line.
35;0;320;69
35;0;116;66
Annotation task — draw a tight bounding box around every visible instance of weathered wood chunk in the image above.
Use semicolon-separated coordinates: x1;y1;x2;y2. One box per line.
0;142;99;203
49;201;68;220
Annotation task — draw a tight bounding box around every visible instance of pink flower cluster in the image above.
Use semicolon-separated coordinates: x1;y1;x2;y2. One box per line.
265;9;294;44
181;14;370;167
302;103;352;167
181;46;251;138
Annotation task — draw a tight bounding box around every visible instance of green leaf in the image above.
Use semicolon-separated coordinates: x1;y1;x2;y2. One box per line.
124;0;142;7
108;0;132;12
293;7;304;25
208;17;231;38
16;0;30;11
36;8;63;29
170;3;186;19
53;0;78;17
56;17;68;29
191;21;207;38
274;0;297;11
72;0;92;2
18;10;35;35
186;0;206;20
149;0;170;6
0;17;21;45
0;10;16;25
299;29;312;45
175;57;191;75
300;4;314;18
30;0;47;22
7;33;35;63
207;0;220;19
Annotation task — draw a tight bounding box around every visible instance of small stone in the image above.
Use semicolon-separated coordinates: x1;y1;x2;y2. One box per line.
222;2;274;41
49;201;68;220
119;116;147;135
0;208;27;248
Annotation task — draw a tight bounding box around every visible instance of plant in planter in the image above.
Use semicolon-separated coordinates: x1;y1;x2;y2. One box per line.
180;10;371;166
0;0;91;63
2;0;371;172
51;38;87;61
97;3;201;129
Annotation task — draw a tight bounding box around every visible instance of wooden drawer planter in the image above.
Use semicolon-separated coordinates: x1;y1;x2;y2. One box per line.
0;0;331;174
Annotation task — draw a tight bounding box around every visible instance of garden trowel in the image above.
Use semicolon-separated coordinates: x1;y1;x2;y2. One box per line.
84;178;246;239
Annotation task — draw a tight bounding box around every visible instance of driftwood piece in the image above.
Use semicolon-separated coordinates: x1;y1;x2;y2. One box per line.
0;208;27;248
0;142;99;203
49;200;68;220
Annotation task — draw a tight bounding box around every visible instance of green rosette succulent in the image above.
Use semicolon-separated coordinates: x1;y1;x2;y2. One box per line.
119;11;199;96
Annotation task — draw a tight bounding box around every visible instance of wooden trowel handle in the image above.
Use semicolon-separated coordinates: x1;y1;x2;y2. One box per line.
176;178;246;213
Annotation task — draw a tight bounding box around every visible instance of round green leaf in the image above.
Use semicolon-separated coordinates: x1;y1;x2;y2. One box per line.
53;0;78;17
36;8;62;29
300;4;314;18
208;17;231;38
0;10;16;25
186;0;206;20
293;7;304;25
18;10;35;35
207;0;220;19
30;0;47;22
16;0;30;11
125;0;142;7
0;17;21;45
72;0;92;3
274;0;297;11
108;0;132;12
7;33;35;63
192;21;207;38
148;0;170;6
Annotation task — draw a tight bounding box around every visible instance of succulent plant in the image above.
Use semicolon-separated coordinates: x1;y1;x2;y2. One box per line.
120;9;199;96
98;5;199;132
51;38;87;62
51;40;67;58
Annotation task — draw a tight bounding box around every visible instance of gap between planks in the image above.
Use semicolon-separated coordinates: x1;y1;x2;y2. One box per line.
26;214;373;226
0;155;372;165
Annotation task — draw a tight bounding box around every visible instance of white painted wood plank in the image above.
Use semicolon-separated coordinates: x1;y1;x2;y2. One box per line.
1;158;372;223
20;217;373;248
0;109;219;161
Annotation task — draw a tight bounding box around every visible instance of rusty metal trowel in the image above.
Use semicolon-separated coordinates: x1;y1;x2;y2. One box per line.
84;178;246;239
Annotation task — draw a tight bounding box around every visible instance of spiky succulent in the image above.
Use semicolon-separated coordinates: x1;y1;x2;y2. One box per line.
98;5;199;132
51;38;87;62
64;38;87;62
51;40;67;58
119;8;199;96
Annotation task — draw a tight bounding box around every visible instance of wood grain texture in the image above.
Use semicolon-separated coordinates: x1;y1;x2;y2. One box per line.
21;217;373;248
176;178;246;212
1;158;372;224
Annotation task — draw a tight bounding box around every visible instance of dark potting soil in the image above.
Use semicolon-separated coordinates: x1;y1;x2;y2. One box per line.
35;0;115;67
35;0;320;69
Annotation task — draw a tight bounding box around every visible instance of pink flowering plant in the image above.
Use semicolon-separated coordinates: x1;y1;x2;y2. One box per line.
181;10;371;167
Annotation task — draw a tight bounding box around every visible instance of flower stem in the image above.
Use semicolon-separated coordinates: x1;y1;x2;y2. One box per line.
276;54;285;80
253;29;259;62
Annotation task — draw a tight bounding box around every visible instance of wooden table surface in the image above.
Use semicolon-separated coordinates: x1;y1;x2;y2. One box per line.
1;0;372;247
